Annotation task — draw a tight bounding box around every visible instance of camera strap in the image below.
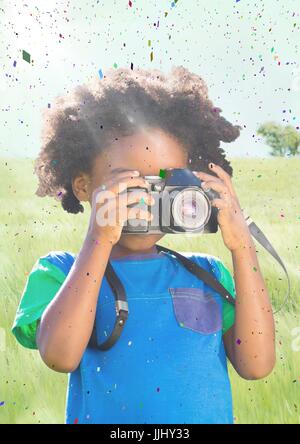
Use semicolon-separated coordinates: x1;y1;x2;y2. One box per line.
88;211;291;350
242;209;290;314
156;244;236;305
88;245;236;351
88;261;129;351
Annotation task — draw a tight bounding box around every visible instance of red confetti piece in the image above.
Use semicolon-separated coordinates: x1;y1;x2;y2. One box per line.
129;0;132;6
74;418;78;424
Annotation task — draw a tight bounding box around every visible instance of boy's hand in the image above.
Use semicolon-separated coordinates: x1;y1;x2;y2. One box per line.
87;170;154;246
193;163;253;252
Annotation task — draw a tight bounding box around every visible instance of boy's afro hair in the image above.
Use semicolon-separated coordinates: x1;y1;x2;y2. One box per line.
34;65;241;213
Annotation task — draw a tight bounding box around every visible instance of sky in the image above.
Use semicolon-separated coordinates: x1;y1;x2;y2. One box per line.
0;0;299;158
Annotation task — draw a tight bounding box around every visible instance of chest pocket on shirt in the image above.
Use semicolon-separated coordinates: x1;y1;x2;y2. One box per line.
168;287;222;335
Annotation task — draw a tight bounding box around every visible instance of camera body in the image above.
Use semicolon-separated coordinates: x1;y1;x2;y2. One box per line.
122;168;220;234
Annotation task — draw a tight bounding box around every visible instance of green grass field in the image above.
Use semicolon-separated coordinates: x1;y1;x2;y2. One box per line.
0;157;299;424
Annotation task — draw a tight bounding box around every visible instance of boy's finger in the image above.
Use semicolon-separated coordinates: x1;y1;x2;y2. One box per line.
111;176;151;193
208;163;237;196
201;180;230;200
119;191;155;207
105;169;140;182
94;177;150;202
211;198;229;210
193;171;219;182
95;189;153;207
127;207;154;222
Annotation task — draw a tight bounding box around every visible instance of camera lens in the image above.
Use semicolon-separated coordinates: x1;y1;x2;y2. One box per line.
172;188;210;230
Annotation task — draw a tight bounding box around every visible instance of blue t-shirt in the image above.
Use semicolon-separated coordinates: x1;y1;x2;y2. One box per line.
11;249;236;424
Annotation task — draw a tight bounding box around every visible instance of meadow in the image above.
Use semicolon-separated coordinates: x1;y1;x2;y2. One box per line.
0;156;299;424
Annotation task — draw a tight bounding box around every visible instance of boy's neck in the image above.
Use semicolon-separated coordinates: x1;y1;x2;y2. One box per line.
110;243;158;260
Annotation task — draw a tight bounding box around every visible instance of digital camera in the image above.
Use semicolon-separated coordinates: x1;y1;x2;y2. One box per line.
122;168;220;234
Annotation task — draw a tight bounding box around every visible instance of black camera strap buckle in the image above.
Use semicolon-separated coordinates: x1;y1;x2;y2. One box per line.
88;261;128;351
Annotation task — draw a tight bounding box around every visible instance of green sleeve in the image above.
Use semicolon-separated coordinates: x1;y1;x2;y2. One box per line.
11;257;67;350
212;257;236;335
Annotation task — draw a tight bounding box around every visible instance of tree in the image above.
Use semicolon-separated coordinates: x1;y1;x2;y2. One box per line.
282;125;300;156
257;122;300;156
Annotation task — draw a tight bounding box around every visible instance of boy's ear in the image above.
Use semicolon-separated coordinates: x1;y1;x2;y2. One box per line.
72;173;92;202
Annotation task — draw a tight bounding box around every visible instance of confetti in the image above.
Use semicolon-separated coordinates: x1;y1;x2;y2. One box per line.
236;339;241;345
22;50;31;63
159;168;166;178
